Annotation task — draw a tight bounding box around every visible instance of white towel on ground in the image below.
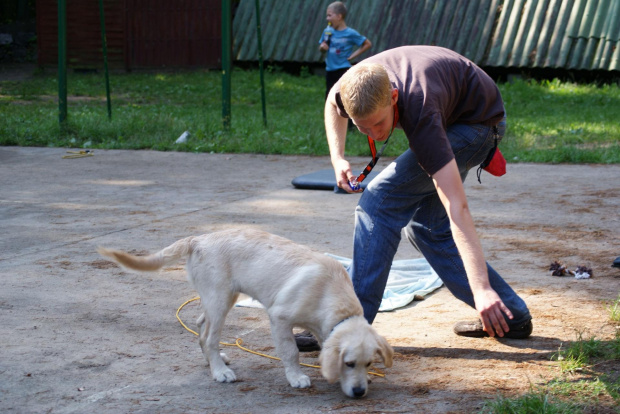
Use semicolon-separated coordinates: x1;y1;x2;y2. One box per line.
236;254;443;312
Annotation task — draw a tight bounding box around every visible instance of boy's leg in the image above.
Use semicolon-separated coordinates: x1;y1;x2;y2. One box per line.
326;68;354;129
325;68;348;100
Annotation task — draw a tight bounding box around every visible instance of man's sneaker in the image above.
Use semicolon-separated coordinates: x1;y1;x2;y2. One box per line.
453;319;533;339
294;330;321;352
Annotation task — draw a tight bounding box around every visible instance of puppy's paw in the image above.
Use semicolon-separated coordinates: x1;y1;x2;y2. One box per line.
213;367;237;383
288;373;311;389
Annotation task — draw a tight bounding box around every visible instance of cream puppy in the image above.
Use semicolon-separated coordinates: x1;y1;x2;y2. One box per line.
98;229;392;398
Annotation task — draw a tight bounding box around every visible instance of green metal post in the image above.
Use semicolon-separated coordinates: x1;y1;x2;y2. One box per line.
255;0;267;127
58;0;67;125
99;0;112;120
221;0;232;129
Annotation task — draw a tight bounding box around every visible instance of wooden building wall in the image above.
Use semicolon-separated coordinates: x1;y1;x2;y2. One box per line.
36;0;222;70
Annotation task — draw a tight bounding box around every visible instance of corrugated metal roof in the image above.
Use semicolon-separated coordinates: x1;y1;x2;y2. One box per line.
232;0;620;71
487;0;620;70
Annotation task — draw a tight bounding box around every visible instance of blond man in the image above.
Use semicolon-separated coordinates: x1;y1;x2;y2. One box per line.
296;46;532;352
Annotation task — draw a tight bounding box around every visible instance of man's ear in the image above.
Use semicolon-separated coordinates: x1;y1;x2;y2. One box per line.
391;88;399;106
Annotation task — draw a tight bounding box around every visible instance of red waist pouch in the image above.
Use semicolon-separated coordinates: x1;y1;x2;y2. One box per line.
484;147;506;176
476;145;506;183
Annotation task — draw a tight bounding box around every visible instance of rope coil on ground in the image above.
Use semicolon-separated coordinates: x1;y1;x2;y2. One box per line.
176;297;385;377
62;150;94;159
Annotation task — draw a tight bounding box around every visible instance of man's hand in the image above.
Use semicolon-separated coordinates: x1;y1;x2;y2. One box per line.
474;288;513;337
319;41;329;52
332;159;362;193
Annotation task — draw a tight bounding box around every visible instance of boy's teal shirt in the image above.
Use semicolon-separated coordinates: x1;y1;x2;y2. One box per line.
319;26;366;72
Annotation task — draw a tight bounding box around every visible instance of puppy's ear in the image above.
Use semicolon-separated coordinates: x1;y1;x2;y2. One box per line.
375;333;394;368
319;345;342;383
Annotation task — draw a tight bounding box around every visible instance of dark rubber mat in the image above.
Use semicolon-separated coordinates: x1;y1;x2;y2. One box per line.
291;169;380;193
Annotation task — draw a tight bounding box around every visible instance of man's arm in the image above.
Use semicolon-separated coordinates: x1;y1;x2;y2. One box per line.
348;39;372;61
325;89;356;192
432;159;513;337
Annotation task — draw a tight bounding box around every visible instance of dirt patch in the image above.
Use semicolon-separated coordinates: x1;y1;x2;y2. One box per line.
88;259;120;270
1;94;112;105
1;147;619;413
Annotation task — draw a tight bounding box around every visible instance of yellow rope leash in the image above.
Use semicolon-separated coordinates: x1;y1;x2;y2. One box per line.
62;150;94;159
176;297;385;377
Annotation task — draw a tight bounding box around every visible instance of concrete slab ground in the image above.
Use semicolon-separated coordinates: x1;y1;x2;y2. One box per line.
1;146;619;413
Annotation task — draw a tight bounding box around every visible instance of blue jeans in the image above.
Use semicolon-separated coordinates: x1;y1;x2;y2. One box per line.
350;119;532;325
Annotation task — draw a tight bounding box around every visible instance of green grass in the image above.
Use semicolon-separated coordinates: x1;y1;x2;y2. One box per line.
552;331;608;373
0;69;335;154
481;390;583;414
609;295;620;323
1;68;619;163
482;330;620;414
499;79;620;164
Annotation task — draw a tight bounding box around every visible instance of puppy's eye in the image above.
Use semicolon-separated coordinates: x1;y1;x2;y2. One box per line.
366;362;371;368
345;362;355;368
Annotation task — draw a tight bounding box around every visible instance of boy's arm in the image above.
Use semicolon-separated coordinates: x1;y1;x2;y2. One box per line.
319;27;331;52
348;39;372;61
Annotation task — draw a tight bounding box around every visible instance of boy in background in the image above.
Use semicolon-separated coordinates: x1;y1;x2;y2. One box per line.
319;2;372;100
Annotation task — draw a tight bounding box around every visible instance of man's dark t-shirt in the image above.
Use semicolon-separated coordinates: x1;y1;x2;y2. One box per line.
334;46;505;176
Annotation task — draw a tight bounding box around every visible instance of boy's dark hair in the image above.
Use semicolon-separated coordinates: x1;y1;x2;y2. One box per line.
328;2;347;19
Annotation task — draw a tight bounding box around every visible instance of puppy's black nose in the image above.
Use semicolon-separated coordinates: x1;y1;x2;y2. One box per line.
352;387;366;398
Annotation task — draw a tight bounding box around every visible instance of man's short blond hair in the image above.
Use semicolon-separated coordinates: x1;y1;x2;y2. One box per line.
340;63;392;118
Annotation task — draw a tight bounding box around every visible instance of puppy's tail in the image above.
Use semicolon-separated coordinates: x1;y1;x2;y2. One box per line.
98;236;195;272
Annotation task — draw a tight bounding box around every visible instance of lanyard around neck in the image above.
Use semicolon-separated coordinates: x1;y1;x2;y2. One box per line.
354;104;399;185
